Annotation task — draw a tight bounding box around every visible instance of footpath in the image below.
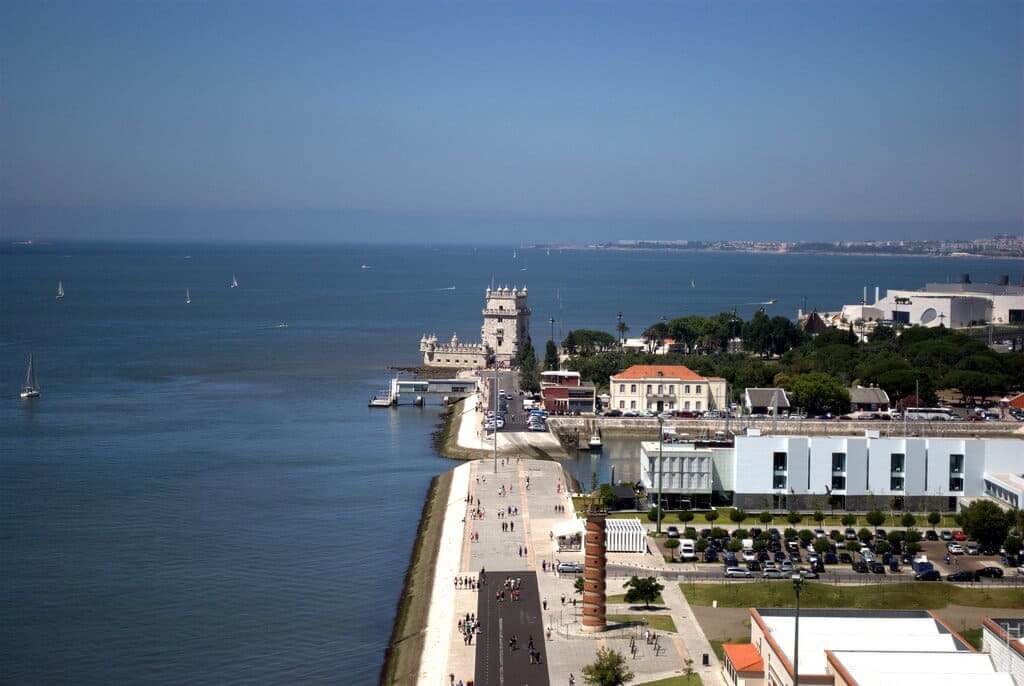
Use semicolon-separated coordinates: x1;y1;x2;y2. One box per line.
418;456;723;686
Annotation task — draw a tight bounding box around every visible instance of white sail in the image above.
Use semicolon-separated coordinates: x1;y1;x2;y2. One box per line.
186;288;191;304
20;353;39;398
56;281;64;299
230;274;239;288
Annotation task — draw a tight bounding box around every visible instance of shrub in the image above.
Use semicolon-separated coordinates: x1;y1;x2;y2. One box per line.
927;511;941;527
900;513;917;528
787;511;803;526
865;510;886;527
759;511;773;524
857;528;873;543
704;510;720;524
647;506;661;522
841;513;857;527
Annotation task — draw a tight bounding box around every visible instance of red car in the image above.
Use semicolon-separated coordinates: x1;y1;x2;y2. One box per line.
952;530;967;541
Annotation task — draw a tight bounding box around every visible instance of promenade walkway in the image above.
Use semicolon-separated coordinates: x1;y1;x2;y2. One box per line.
426;457;722;686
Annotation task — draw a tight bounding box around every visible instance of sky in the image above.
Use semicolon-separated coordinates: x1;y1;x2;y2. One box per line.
1;0;1022;243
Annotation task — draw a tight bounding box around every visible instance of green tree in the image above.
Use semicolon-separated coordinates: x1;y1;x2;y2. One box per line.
615;319;630;344
900;513;917;529
927;511;942;528
813;537;831;555
841;513;857;527
1004;536;1022;557
798;529;815;545
786;372;851;415
730;509;748;526
598;484;617;510
759;511;773;525
695;538;709;553
845;540;861;553
518;335;541;392
787;511;803;526
813;510;826;525
575;576;585;595
663;538;680;559
865;510;886;528
959;500;1011;548
647;506;661;523
622;576;665;609
704;510;720;524
857;528;873;543
582;647;634;686
678;511;695;525
543;339;559;371
905;540;922;556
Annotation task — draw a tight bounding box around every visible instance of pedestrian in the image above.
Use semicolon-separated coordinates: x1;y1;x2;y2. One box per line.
569;673;575;686
561;594;565;605
543;597;547;610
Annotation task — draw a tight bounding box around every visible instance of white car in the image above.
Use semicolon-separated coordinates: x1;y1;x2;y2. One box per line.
947;543;965;555
724;567;752;578
742;549;757;562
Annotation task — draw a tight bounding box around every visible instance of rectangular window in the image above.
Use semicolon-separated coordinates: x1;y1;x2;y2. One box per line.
695;385;702;394
949;454;964;474
646;384;652;393
773;475;787;489
669;385;675;396
891;453;905;473
619;401;624;409
832;452;846;472
619;384;625;393
630;400;636;409
684;401;690;410
630;384;636;393
890;477;905;491
831;475;846;490
949;477;964;492
695;401;702;411
657;384;663;394
773;452;787;472
685;385;691;394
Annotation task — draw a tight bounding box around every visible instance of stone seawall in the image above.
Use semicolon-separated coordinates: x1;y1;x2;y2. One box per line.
548;416;1024;440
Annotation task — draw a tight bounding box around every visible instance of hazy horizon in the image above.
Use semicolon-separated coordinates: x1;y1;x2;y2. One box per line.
2;1;1022;243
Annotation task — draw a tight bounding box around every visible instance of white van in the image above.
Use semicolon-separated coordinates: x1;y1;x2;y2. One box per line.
679;538;697;561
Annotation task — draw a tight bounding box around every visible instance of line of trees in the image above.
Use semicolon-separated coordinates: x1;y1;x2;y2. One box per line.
559;313;1024;411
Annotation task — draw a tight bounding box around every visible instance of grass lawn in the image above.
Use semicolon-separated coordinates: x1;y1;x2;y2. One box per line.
607;614;678;633
634;675;703;686
680;581;1024;610
607;593;665;605
709;637;749;662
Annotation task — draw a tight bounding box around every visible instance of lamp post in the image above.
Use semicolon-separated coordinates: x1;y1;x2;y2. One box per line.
656;415;664;535
792;573;803;685
493;362;498;474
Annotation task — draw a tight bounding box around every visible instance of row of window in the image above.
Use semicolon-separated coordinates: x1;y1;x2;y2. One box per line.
616;383;703;395
773;451;967;492
617;400;703;410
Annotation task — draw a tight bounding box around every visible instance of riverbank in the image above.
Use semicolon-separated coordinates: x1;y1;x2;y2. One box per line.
439;393;569;460
379;470;454;686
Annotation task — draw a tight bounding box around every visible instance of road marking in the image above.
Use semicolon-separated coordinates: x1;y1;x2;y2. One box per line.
498;615;504;685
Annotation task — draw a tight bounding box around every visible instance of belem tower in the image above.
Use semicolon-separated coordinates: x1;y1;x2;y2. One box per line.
419;286;531;369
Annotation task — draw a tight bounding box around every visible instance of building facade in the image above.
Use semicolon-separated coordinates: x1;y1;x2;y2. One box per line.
638;433;1023;511
609;365;729;414
419;286;531;368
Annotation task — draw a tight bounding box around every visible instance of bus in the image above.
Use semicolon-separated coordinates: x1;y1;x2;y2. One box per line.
902;407;956;421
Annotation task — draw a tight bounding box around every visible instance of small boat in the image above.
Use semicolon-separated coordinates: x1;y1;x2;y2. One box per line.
20;354;40;399
368;391;394;407
230;274;239;289
56;281;64;300
513;249;517;259
361;264;371;270
690;279;696;289
185;288;191;304
588;431;602;449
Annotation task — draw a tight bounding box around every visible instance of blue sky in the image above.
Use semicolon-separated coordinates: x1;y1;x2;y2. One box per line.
1;1;1021;242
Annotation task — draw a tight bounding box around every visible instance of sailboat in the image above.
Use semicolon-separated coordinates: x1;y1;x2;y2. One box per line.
56;281;64;300
690;279;696;289
513;249;518;259
20;354;40;399
185;288;191;304
230;274;239;289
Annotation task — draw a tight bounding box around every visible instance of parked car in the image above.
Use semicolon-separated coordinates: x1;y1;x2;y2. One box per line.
838;552;853;564
947;570;979;582
966;542;980;556
556;561;584;574
947;543;965;555
844;528;857;541
666;526;680;539
869;561;886;574
763;568;785;579
725;567;753;578
703;550;719;563
797;568;819;579
977;566;1004;578
852;560;869;573
914;569;941;581
603;410;622;417
940;530;953;541
824;552;838;565
746;561;762;572
952;530;968;542
925;530;939;541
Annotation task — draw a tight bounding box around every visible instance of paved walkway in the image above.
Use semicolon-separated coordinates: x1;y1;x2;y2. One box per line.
426;458;720;686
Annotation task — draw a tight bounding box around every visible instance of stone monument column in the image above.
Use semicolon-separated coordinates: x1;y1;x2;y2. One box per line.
582;512;607;632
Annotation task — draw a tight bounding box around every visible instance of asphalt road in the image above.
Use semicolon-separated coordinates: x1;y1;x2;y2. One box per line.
607;564;1024;586
474;571;550;686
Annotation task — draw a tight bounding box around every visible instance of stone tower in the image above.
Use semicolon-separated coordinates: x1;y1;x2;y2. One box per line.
581;512;607;632
480;286;531;367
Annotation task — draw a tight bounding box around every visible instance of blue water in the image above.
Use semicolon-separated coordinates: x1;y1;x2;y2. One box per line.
2;242;1021;684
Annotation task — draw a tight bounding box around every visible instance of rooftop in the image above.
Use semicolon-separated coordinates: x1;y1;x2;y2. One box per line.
849;385;890;405
611;364;706;381
722;643;763;674
827;650;1012;686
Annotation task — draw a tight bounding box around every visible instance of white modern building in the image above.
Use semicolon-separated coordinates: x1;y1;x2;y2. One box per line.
983;618;1024;685
610;364;729;415
639;433;1024;511
720;608;1015;686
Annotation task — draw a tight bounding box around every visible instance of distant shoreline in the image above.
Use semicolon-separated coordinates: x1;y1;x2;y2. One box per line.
530;245;1024;261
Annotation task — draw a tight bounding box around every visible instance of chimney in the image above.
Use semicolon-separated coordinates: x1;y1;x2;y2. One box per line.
875;286;880;304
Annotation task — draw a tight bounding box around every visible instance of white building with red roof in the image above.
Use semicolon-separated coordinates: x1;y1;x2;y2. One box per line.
608;364;729;415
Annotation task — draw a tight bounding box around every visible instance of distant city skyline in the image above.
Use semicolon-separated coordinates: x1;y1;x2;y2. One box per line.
1;0;1022;243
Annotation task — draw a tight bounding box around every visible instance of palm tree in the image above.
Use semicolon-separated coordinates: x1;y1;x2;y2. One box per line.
616;319;629;345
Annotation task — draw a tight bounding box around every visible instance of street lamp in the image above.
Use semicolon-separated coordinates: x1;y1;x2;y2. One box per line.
493;362;498;474
792;573;803;685
656;415;665;535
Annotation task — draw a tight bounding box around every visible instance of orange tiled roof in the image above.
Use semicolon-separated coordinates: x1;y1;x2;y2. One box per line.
722;643;764;673
611;364;706;381
1009;393;1024;410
